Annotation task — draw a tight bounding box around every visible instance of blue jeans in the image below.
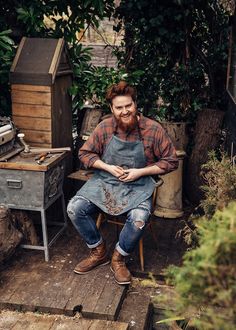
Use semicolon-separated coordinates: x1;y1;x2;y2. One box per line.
67;194;152;256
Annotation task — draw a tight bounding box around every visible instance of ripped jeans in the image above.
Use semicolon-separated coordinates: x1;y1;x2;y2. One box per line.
67;195;152;256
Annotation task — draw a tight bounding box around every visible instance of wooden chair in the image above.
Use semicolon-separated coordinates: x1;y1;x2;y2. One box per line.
68;169;162;271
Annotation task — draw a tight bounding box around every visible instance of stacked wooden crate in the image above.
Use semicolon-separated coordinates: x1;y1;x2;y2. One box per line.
10;37;73;148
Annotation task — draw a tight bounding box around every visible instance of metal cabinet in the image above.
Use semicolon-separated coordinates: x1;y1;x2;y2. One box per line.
0;152;68;261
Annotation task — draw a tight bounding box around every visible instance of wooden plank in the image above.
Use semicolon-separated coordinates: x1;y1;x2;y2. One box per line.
22;269;67;314
0;228;126;321
10;37;26;73
30;142;51;148
11;84;51;92
0;262;40;310
11;313;54;330
0;312;18;328
45;272;78;315
20;129;52;144
49;38;64;83
0;273;27;307
50;317;94;330
12;103;51;119
67;169;93;181
11;90;51;106
51;76;72;148
117;284;153;330
64;270;98;315
80;268;112;319
43;239;90;314
23;317;54;330
13;116;51;131
0;311;129;330
88;319;129;330
9;268;47;312
0;151;67;171
92;275;127;321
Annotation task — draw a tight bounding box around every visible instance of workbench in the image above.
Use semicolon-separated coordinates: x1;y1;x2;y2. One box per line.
0;151;69;261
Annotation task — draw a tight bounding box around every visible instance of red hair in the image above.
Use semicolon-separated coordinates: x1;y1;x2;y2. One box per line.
106;81;137;105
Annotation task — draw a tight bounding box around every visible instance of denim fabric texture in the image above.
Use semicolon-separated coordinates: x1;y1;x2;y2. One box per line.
67;132;154;255
67;195;152;255
78;134;156;215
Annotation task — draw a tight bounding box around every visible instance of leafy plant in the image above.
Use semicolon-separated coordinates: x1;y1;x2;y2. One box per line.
0;0;115;116
114;0;230;122
200;151;236;218
0;29;15;116
71;65;144;114
177;150;236;248
158;202;236;330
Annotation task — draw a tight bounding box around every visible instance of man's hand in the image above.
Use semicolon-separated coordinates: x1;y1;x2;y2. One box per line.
118;168;142;182
106;165;126;178
93;159;165;180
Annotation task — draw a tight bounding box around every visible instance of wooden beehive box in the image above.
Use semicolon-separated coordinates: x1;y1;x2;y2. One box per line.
10;37;73;148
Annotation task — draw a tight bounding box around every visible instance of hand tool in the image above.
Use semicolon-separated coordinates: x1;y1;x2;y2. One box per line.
35;152;51;165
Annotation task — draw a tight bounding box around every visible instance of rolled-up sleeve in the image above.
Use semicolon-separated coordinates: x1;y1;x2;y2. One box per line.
154;127;179;173
79;127;102;169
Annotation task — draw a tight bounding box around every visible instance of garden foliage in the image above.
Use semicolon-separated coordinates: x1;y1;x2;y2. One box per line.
179;151;236;247
158;151;236;329
162;202;236;330
0;0;232;122
0;29;15;116
200;151;236;217
114;0;230;121
0;0;115;115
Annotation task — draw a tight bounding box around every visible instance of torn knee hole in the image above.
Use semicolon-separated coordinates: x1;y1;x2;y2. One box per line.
134;220;145;229
67;209;75;219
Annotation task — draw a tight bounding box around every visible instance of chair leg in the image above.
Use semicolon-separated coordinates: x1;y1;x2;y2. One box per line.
96;213;104;229
139;238;144;272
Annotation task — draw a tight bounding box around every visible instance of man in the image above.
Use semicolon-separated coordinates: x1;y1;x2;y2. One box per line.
67;81;178;285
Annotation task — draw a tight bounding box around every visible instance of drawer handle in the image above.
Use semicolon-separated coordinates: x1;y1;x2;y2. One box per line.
7;179;22;189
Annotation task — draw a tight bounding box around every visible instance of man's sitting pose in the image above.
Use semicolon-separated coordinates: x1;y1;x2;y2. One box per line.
67;81;178;285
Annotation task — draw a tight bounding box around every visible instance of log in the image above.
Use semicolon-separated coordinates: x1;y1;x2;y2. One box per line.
186;108;225;205
11;210;39;245
0;206;23;263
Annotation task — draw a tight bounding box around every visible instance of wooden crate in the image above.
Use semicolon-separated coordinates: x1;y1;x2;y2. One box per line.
10;37;73;148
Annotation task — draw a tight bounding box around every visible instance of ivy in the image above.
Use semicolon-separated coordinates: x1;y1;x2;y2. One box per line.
0;0;115;116
114;0;230;122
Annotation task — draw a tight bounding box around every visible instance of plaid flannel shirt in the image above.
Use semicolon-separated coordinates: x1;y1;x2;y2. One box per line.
79;114;178;174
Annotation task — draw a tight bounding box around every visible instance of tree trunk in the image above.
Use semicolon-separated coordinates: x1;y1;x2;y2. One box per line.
11;211;39;246
0;206;22;263
186;108;225;205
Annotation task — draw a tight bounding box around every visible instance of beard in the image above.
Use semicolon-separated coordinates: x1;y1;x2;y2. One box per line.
116;112;138;132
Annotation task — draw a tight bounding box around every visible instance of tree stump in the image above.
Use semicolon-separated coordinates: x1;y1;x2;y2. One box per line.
11;210;39;246
0;206;23;263
186;108;225;205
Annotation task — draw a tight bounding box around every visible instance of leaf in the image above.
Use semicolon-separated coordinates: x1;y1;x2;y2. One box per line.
156;316;186;324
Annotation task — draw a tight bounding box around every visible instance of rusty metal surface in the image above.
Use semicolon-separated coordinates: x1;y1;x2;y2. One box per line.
0;159;65;209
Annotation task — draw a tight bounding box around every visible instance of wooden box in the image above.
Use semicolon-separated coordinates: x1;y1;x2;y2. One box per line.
10;37;73;149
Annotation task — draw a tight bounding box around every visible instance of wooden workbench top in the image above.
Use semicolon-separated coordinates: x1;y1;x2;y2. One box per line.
0;151;68;171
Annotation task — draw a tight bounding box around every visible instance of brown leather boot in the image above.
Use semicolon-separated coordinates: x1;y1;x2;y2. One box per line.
74;241;109;274
111;249;131;285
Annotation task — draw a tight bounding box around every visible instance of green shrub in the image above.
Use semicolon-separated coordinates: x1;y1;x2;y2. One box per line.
160;202;236;330
200;151;236;218
0;30;15;116
178;151;236;248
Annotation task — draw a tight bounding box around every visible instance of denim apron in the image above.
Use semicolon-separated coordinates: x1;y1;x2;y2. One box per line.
78;129;156;215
